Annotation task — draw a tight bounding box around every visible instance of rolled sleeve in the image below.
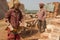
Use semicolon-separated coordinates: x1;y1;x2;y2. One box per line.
5;10;11;22
5;10;11;19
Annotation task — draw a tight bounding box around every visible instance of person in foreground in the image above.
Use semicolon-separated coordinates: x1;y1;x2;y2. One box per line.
5;2;23;40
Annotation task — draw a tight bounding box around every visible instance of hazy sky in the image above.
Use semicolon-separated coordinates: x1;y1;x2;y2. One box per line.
7;0;60;10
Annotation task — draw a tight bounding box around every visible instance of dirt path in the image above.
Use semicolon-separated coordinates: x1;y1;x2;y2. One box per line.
0;19;60;40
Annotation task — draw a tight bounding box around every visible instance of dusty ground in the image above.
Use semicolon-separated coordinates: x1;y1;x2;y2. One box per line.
0;18;60;40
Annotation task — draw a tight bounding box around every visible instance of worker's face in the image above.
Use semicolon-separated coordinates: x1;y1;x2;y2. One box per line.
14;4;20;9
39;4;44;9
39;6;44;9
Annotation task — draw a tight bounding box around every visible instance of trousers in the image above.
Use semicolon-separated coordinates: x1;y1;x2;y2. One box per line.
37;20;46;33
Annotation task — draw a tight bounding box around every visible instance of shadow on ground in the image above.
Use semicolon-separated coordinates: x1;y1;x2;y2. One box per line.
20;29;38;38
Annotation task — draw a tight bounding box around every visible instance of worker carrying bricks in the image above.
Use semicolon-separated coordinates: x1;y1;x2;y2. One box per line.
37;3;46;33
5;2;23;40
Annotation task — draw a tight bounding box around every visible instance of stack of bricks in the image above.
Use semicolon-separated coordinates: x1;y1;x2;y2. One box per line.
46;2;60;18
53;2;60;18
8;0;25;11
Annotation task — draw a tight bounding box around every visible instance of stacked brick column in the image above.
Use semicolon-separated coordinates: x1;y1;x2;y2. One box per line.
53;2;60;17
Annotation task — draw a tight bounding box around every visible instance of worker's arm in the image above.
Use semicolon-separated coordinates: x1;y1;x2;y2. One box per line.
42;10;46;21
5;9;11;22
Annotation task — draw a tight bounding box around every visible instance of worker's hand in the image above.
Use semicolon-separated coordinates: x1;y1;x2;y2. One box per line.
42;18;44;22
19;21;22;24
5;19;8;22
13;29;17;32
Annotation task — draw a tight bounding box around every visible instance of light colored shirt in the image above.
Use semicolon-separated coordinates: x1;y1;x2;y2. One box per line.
37;9;46;20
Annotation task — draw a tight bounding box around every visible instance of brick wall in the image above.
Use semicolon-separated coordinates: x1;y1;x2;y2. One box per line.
46;2;60;18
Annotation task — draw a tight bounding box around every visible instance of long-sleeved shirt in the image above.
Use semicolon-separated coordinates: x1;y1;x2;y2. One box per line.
37;9;46;21
5;9;23;29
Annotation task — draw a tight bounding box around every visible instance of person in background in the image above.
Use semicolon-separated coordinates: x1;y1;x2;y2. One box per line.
5;2;23;40
37;3;46;33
